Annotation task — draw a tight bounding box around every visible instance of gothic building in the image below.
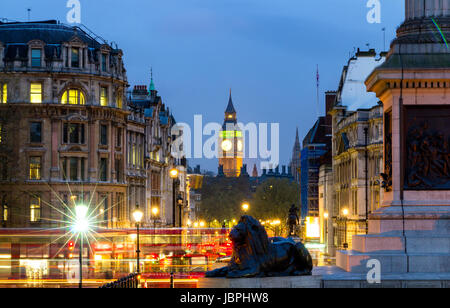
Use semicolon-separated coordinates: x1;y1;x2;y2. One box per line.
289;128;301;183
218;91;243;177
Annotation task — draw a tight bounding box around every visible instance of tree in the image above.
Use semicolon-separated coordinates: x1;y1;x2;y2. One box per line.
250;178;300;228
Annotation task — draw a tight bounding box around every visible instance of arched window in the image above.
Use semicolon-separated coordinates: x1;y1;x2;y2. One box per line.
61;89;85;105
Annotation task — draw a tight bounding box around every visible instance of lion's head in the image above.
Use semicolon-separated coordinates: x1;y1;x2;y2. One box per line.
229;215;270;267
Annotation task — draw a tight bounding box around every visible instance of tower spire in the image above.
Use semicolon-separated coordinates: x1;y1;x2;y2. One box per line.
149;67;156;91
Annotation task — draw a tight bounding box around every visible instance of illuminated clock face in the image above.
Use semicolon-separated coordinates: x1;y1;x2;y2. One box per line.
221;139;233;152
237;140;243;151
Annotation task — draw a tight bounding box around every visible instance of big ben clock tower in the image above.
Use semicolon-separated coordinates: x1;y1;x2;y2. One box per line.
218;90;243;177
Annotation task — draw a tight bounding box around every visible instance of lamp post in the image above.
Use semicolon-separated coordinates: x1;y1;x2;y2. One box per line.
169;168;179;227
241;202;250;214
72;204;89;289
342;208;349;249
133;204;143;274
323;212;329;253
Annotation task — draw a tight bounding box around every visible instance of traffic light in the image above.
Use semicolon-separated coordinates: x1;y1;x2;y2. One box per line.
68;241;75;252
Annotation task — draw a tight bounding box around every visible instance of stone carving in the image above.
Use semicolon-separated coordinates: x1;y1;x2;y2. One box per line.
406;119;450;189
382;111;392;191
205;215;312;278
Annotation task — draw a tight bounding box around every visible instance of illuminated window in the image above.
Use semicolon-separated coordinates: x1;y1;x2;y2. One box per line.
61;89;85;105
30;122;42;143
1;84;7;103
30;196;41;222
71;48;79;68
30;83;42;104
29;156;42;180
31;49;41;67
1;203;7;222
100;87;108;106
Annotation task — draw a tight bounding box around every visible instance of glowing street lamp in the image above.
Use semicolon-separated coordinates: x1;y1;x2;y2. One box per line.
133;204;144;274
342;208;349;249
241;202;250;213
169;168;180;227
72;204;89;289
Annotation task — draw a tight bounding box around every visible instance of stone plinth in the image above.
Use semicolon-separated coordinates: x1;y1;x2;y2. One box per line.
198;275;322;289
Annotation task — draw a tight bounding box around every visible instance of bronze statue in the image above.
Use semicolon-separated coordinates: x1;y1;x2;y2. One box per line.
205;215;313;278
287;204;300;237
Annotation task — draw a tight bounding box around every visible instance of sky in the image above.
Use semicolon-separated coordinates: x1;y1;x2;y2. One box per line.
0;0;405;173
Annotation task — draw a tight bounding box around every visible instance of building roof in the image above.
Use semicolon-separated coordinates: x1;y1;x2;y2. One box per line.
335;49;385;111
225;90;236;114
0;20;104;48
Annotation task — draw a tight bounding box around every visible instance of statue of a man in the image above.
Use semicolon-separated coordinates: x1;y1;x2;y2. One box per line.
287;204;300;237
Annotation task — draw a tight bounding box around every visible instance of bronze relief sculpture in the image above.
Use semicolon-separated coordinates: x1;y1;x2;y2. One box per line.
206;215;313;278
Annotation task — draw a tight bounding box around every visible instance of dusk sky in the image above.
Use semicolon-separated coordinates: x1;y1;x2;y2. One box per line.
1;0;404;172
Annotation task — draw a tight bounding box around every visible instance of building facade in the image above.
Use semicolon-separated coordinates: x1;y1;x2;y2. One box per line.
0;20;183;230
330;49;386;251
289;128;301;183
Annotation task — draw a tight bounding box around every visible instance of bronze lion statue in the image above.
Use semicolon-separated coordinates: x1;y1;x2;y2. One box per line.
206;215;313;278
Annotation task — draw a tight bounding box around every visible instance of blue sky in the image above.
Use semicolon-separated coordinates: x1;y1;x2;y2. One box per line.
1;0;404;172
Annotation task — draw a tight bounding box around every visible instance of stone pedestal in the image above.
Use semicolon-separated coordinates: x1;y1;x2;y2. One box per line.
198;275;322;288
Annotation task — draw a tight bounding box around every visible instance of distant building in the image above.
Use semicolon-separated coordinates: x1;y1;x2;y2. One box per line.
300;92;334;220
289;128;301;183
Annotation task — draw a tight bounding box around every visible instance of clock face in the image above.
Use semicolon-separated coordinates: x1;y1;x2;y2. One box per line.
221;139;233;152
237;140;243;151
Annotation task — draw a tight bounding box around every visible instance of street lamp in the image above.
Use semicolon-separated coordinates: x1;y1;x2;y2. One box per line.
241;202;250;213
152;207;159;230
342;208;349;249
169;168;179;227
324;212;329;253
72;204;89;289
133;204;143;274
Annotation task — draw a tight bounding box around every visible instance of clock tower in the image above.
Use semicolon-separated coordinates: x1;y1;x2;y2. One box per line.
218;90;243;177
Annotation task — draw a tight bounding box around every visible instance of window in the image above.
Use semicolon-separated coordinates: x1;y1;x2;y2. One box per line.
31;49;41;67
63;123;85;144
70;158;78;181
99;158;107;181
101;54;107;72
99;194;108;224
0;156;7;180
1;203;7;222
0;123;3;144
116;91;122;108
61;89;85;105
100;87;108;106
100;125;108;145
29;157;42;180
30;122;42;143
30;83;42;104
81;158;85;181
115;158;122;182
61;158;67;181
30;196;41;222
71;48;79;68
116;128;122;147
1;84;6;104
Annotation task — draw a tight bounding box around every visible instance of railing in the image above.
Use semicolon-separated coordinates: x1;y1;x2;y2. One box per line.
99;273;140;288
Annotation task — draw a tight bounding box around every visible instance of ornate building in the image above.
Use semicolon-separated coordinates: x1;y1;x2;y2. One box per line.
218;91;243;177
0;20;183;230
338;0;450;273
330;49;386;251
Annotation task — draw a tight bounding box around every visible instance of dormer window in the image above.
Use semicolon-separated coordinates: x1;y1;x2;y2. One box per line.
71;47;80;68
61;89;85;105
101;53;107;72
31;49;42;67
